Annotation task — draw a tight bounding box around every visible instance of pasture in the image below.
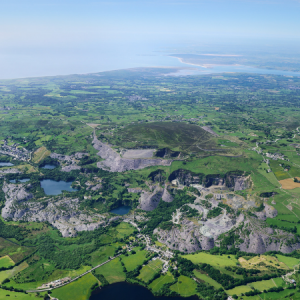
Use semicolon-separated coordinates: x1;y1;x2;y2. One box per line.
138;259;163;283
226;285;252;295
276;254;300;268
93;258;125;284
193;270;222;289
149;272;174;292
121;248;148;272
170;275;198;297
51;273;98;300
183;252;238;268
0;255;15;268
249;278;277;291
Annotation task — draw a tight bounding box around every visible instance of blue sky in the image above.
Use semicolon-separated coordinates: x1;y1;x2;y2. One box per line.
0;0;299;78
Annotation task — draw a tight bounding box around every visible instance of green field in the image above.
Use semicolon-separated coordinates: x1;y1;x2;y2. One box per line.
149;272;174;292
0;261;28;283
122;248;148;272
90;245;117;267
0;255;15;268
276;254;300;268
170;275;198;297
51;273;98;300
115;222;135;238
93;258;125;284
183;252;238;267
193;270;222;289
249;278;276;291
0;289;45;299
226;285;252;295
138;259;164;283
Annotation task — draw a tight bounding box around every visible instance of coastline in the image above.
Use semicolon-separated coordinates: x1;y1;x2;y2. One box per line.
169;56;241;69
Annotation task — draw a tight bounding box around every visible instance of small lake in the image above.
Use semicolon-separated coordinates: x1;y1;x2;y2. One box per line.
40;179;77;195
10;179;30;183
89;282;198;300
110;206;131;215
0;162;14;167
41;164;56;169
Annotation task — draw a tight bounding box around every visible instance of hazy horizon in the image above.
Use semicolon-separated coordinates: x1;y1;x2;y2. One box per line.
1;0;300;79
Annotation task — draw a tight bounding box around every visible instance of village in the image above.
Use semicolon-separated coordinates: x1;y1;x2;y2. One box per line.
0;140;31;161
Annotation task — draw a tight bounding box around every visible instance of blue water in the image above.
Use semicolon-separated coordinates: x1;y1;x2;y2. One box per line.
40;179;77;195
0;162;14;167
42;164;56;169
10;179;30;183
90;282;198;300
110;206;131;215
167;59;300;77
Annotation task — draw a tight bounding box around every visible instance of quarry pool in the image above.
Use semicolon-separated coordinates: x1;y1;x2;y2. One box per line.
0;162;14;167
40;179;77;195
10;179;30;183
41;164;56;169
110;205;131;215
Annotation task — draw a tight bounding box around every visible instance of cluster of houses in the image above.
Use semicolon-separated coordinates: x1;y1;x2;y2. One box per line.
37;277;71;289
0;140;30;161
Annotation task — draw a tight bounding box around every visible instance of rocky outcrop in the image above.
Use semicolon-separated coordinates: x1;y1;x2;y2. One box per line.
162;186;173;203
225;217;300;254
169;169;203;186
169;169;251;191
50;152;87;172
128;188;143;193
139;186;164;211
1;181;106;237
0;168;20;177
254;204;278;220
93;134;172;172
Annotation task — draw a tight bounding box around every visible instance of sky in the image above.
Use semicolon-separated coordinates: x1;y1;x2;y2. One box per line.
0;0;299;79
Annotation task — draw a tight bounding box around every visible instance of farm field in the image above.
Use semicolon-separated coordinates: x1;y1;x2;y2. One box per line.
193;270;222;289
137;259;164;283
226;285;252;295
51;273;98;300
183;252;238;268
93;258;125;284
149;272;174;292
0;289;45;299
121;248;148;272
170;275;198;297
0;261;28;283
279;177;300;189
249;278;277;291
276;255;300;268
0;255;15;268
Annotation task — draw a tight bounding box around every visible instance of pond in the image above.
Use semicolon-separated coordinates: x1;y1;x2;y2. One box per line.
0;162;14;167
41;164;56;169
110;205;131;215
10;179;30;183
89;282;198;300
40;179;77;195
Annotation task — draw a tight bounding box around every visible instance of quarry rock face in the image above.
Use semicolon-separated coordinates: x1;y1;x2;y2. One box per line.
0;168;20;177
1;181;106;237
254;204;278;220
50;152;87;172
139;186;164;211
92;134;172;172
169;169;251;191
